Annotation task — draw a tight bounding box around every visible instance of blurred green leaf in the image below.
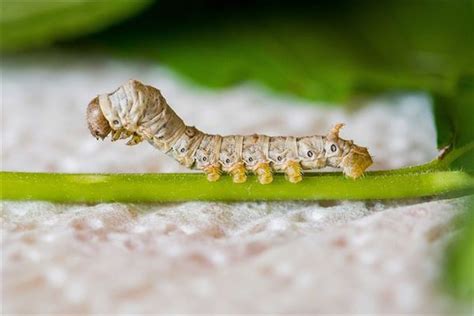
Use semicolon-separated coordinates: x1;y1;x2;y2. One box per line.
444;196;474;301
89;0;473;102
0;0;152;52
433;76;474;173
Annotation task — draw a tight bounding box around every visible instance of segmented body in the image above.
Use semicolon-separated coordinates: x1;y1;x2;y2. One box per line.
87;80;373;184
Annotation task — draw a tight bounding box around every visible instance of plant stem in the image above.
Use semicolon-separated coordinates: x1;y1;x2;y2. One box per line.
1;170;473;203
2;144;473;203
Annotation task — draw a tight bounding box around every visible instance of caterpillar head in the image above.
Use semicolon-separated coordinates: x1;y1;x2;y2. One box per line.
325;123;373;179
87;96;112;140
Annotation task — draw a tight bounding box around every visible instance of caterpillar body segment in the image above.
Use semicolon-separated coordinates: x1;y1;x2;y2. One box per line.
87;80;373;184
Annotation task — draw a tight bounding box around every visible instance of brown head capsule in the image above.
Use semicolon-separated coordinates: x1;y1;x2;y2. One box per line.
87;96;112;140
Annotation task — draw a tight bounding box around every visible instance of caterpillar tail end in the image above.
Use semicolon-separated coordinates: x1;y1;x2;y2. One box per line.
255;162;273;184
341;145;373;179
204;165;221;182
229;163;247;184
285;160;303;183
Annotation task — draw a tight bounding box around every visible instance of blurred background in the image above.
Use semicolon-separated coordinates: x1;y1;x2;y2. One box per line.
3;0;473;99
1;0;473;314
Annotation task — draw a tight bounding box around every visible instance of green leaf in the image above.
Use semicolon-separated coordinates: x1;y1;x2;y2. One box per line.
443;196;474;301
89;0;474;102
0;0;152;52
432;76;474;172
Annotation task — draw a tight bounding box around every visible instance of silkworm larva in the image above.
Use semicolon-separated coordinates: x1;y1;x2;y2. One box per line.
87;80;373;184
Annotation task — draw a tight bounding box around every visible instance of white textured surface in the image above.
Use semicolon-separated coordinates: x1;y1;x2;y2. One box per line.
1;53;462;314
2;199;464;314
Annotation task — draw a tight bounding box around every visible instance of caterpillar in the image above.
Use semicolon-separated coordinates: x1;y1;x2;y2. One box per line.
87;80;373;184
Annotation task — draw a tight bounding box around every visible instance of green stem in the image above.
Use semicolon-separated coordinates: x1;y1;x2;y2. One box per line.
380;142;474;174
2;144;473;203
1;170;473;203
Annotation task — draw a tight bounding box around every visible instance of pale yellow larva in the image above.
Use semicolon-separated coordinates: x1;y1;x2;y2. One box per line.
87;80;373;184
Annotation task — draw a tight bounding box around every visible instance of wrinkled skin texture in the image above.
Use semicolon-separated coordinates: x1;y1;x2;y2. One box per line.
86;80;373;183
297;136;326;170
194;135;222;182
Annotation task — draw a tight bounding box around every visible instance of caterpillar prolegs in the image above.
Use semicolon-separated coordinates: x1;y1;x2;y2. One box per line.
87;80;373;184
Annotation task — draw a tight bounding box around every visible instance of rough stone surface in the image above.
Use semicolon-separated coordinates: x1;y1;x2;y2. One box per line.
1;53;464;314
